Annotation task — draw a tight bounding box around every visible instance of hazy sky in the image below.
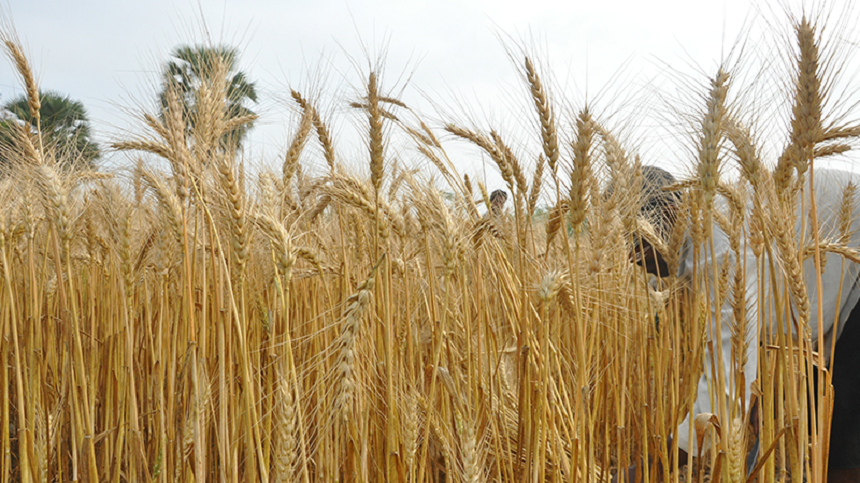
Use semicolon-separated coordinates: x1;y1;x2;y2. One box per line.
2;0;858;182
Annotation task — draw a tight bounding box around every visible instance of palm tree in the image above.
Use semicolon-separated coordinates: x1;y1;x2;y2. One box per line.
0;90;100;168
159;45;258;152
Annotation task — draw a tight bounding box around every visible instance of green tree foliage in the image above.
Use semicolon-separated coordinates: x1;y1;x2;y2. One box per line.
0;90;100;168
159;45;258;152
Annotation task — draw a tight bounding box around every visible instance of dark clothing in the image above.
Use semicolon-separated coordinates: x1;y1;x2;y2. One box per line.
828;297;860;469
813;293;860;469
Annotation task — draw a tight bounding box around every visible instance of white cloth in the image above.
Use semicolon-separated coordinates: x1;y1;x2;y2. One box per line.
675;167;860;454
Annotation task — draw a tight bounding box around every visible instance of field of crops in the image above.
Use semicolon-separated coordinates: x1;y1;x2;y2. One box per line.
0;9;858;483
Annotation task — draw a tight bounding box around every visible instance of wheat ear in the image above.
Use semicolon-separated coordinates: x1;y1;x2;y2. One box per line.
291;89;336;171
525;57;559;177
697;69;729;208
570;109;595;232
2;36;41;154
334;258;381;421
284;104;314;186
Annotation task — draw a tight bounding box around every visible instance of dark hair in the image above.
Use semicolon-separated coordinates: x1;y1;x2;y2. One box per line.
628;166;681;277
490;189;508;215
639;166;681;233
640;166;678;207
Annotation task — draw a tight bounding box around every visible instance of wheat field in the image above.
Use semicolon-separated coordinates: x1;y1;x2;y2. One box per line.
0;10;858;483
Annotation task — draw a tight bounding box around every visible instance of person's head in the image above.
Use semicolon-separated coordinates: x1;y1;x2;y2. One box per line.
631;166;682;277
490;189;508;215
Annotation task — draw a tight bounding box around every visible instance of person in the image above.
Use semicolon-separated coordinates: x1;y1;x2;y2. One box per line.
632;165;860;482
490;189;508;216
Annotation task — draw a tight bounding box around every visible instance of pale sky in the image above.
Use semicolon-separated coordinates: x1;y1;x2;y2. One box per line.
2;0;859;185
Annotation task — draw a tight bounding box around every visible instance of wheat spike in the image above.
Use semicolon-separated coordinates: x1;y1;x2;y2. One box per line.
570;108;595;232
284;106;314;186
2;35;41;154
138;167;184;244
838;182;858;245
273;373;298;482
525;57;559;177
217;158;250;272
37;165;71;242
291;89;336;171
527;155;545;216
254;213;296;282
788;17;823;176
334;262;379;421
697;69;729;208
